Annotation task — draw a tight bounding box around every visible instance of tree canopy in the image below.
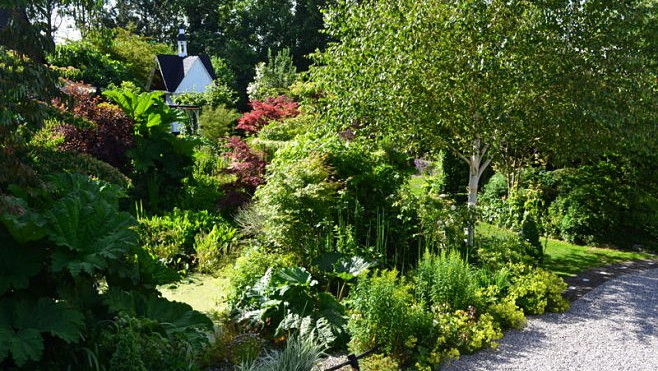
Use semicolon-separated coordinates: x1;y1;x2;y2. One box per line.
313;0;656;197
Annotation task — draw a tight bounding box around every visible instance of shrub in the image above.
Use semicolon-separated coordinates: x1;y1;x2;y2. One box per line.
347;270;433;361
473;235;539;270
0;173;211;368
507;264;570;315
249;136;415;265
360;353;400;371
414;251;480;311
51;82;134;172
233;267;347;347
48;41;130;87
543;158;658;248
199;105;241;142
195;223;239;274
29;147;131;189
237;96;300;134
223;136;267;198
136;209;224;271
430;309;503;364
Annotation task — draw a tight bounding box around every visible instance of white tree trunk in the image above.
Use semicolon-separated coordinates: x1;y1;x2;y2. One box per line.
460;139;492;246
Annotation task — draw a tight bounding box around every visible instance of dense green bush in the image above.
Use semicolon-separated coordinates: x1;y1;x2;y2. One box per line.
248;135;416;265
473;235;540;270
29;147;131;189
429;309;503;365
414;251;479;311
507;264;570;315
546;160;658;247
0;173;211;368
348;270;434;361
198;105;241;142
49;41;130;87
136;208;227;271
233;267;347;347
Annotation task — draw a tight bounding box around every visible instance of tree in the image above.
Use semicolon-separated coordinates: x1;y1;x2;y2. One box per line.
312;0;656;245
0;2;60;205
247;48;298;101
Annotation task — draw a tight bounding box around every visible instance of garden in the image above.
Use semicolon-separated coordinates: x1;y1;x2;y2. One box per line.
1;1;657;370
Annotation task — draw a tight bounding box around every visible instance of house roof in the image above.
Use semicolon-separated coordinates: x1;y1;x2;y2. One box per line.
152;54;216;93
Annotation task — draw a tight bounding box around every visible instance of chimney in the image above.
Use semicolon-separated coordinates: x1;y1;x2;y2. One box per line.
177;25;188;57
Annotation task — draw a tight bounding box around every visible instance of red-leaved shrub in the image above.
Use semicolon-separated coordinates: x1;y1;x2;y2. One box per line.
53;82;134;172
236;96;299;134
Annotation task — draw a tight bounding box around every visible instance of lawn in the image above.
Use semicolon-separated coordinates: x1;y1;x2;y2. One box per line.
159;273;229;316
477;223;655;277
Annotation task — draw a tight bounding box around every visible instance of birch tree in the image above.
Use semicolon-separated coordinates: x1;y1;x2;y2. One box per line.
312;0;656;245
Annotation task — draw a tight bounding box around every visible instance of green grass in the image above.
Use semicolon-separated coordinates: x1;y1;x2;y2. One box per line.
477;223;655;277
159;273;229;315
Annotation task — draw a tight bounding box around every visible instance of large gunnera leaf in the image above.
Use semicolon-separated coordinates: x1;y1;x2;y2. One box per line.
47;195;137;276
0;298;84;366
103;289;213;334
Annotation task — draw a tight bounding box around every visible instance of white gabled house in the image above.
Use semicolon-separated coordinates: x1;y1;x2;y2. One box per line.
148;25;216;133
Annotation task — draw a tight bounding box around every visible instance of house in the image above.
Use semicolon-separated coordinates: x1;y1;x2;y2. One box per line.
148;25;216;133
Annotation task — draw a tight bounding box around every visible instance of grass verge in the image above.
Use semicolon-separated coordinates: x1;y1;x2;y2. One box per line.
477;223;655;277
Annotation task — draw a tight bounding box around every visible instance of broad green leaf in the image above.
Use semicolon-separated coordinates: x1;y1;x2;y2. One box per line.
47;195;137;276
9;328;43;367
0;232;43;295
272;267;313;287
103;289;213;334
0;327;11;362
14;298;84;344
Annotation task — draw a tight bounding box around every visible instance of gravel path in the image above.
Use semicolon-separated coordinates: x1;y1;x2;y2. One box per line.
442;268;658;371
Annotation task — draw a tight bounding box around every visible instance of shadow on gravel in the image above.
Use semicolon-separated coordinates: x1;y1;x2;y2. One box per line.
542;270;658;341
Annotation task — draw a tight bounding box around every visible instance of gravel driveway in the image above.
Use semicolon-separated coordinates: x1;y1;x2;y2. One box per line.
442;268;658;371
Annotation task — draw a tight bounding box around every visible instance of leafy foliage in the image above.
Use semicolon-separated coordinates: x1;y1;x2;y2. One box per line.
247;135;415;264
50;82;134;172
247;48;298;101
507;264;570;315
237;96;300;134
104;89;197;210
136;208;227;271
198;105;241;143
29;147;132;190
414;251;480;311
547;159;658;247
234;267;347;348
0;173;211;368
347;270;433;362
49;41;130;87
